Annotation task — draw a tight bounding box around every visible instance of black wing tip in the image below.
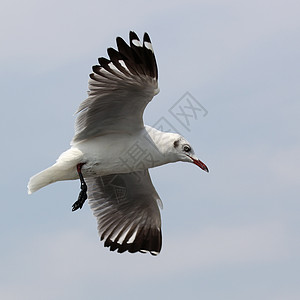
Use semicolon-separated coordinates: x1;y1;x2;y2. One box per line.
102;228;162;255
92;65;101;73
91;31;158;80
116;36;128;48
98;57;110;65
129;31;139;41
107;47;123;59
143;32;151;43
89;71;98;80
104;241;162;256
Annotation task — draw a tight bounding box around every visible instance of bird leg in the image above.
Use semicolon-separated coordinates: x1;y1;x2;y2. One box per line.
72;163;87;211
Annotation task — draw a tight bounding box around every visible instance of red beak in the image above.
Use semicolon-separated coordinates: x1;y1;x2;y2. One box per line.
188;156;209;172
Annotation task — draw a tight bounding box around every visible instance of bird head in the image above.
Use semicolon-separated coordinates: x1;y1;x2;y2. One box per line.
172;136;209;172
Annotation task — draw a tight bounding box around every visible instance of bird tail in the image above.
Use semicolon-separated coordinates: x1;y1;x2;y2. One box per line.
27;148;83;194
27;164;62;194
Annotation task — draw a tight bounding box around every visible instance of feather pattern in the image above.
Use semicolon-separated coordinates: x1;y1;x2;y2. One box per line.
72;32;159;143
87;170;162;255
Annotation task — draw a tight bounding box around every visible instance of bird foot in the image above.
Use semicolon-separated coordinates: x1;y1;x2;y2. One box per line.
72;163;87;212
72;190;87;211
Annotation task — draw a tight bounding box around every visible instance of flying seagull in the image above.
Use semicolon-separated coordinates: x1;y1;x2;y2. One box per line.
27;31;209;255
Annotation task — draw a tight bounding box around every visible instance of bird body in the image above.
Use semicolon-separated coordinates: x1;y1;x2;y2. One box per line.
28;32;208;255
28;126;182;194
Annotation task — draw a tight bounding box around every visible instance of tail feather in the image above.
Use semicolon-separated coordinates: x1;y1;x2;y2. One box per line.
27;164;62;194
28;148;83;194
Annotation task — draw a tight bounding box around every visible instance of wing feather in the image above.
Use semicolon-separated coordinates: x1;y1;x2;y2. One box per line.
72;32;159;143
87;170;162;255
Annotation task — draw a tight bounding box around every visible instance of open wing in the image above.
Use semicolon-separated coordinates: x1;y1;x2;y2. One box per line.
72;32;159;143
87;170;162;255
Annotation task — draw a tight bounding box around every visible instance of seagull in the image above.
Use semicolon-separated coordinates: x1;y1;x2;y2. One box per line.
27;31;209;256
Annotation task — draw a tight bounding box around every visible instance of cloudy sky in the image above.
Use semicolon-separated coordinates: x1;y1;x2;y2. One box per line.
1;0;300;299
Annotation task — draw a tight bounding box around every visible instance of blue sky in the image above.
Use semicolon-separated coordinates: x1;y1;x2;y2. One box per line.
1;0;300;299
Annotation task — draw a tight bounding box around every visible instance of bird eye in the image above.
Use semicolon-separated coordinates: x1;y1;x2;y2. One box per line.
183;145;191;152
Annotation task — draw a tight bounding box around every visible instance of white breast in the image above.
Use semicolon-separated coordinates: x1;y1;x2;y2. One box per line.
72;127;177;177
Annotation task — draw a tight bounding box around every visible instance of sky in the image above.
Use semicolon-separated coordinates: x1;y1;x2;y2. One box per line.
1;0;300;299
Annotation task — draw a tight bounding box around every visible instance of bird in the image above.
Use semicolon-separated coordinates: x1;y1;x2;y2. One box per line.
27;31;209;256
